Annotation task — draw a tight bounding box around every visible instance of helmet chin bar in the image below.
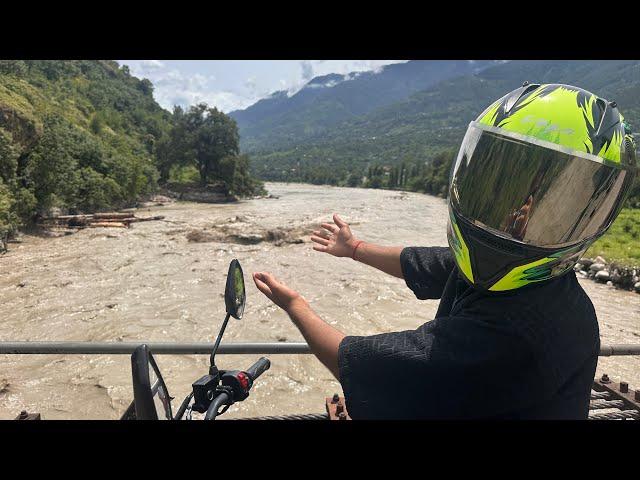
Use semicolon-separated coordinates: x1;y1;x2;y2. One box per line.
448;209;588;293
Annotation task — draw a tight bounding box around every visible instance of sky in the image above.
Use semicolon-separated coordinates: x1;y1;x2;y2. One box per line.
118;60;408;113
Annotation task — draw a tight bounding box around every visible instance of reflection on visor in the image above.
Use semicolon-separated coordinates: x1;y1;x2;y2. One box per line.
451;124;634;247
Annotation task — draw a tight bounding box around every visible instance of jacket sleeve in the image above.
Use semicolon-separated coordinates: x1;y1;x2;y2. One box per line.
338;314;538;419
399;246;455;299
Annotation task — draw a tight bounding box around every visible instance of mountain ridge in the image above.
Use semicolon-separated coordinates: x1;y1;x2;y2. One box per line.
239;60;640;184
229;60;502;152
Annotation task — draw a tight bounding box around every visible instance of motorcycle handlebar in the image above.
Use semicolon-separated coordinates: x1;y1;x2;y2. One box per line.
245;357;271;382
203;357;270;420
204;391;230;420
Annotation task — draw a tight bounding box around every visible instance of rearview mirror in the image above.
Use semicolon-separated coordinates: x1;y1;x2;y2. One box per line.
224;259;246;320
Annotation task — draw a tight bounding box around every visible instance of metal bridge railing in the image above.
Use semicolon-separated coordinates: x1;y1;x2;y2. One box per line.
0;342;311;355
0;341;638;356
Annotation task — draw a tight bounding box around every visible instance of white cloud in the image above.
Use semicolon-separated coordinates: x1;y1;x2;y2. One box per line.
137;60;165;73
120;60;409;113
125;63;249;112
300;61;314;81
285;60;406;96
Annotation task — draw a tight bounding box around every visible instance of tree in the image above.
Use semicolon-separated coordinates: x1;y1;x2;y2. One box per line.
192;104;239;185
346;172;361;187
157;103;263;196
160;104;240;185
139;78;154;96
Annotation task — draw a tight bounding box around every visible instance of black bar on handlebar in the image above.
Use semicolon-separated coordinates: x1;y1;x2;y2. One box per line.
204;391;231;420
245;357;271;381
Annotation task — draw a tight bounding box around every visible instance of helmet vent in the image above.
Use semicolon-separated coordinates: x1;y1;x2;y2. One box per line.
505;83;540;114
624;136;637;166
474;230;525;255
460;219;524;255
595;97;609;135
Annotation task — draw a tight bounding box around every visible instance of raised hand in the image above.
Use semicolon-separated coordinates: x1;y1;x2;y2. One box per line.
310;214;359;258
253;272;308;312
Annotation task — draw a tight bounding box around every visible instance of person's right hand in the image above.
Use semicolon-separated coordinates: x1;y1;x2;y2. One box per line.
310;213;359;258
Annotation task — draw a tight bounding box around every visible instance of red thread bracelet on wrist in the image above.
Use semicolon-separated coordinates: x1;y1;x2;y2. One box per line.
351;240;364;260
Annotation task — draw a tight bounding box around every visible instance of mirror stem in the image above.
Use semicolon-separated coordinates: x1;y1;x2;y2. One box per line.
210;313;231;368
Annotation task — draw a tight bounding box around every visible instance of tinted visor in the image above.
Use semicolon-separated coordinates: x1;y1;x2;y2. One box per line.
450;122;635;248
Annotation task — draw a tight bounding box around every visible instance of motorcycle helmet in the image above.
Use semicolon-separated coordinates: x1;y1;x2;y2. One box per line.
447;82;637;292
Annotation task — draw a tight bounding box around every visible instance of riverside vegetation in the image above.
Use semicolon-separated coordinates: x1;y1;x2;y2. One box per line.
0;60;264;252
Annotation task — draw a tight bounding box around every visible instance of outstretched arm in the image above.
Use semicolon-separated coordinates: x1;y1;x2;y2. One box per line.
311;214;404;278
311;213;456;299
253;272;345;379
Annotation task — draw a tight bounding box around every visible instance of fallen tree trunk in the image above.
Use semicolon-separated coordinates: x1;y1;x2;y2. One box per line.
93;212;132;220
88;222;128;228
39;212;164;231
127;215;165;223
87;217;136;223
43;212;132;222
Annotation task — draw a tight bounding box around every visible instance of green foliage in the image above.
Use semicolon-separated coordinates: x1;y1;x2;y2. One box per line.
168;164;200;184
158;103;264;196
0;180;17;241
359;150;455;195
0;129;17;184
0;60;172;234
587;209;640;265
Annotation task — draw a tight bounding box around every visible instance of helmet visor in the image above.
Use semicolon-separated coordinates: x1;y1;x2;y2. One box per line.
450;122;635;248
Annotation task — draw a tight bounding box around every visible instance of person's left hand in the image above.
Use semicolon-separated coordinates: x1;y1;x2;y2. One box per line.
253;272;308;312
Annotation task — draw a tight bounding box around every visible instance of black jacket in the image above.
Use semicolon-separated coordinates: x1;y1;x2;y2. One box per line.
338;246;599;419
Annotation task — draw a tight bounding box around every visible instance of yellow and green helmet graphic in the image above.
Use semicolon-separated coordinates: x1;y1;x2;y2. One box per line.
446;83;637;292
477;83;635;167
447;207;593;292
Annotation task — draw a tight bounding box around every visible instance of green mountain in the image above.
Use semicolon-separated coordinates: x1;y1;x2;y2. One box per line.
240;60;640;184
230;60;501;152
0;60;172;241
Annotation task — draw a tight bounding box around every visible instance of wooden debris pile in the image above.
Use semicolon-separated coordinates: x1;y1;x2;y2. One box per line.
40;212;165;230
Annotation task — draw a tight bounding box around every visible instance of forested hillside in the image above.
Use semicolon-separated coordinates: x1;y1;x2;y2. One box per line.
0;60;262;248
0;61;172;240
230;60;500;152
240;60;640;198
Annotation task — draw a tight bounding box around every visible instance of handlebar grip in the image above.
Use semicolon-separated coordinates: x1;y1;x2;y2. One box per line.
245;357;271;381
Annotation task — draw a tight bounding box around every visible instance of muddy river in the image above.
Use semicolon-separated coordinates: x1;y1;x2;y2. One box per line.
1;183;639;419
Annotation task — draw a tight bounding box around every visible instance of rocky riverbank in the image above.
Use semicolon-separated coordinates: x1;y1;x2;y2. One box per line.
159;182;238;204
575;256;640;294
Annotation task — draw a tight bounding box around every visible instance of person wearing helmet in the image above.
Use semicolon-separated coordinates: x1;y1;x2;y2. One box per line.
253;83;638;419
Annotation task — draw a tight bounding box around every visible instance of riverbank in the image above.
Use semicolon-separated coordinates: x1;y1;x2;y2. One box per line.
575;256;640;293
0;181;272;253
159;181;238;204
585;209;640;268
578;208;640;294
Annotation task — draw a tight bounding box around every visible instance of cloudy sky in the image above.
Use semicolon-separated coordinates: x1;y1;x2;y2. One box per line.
118;60;407;113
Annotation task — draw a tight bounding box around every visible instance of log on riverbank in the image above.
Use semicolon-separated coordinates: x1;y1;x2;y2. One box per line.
39;213;165;229
87;222;128;228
